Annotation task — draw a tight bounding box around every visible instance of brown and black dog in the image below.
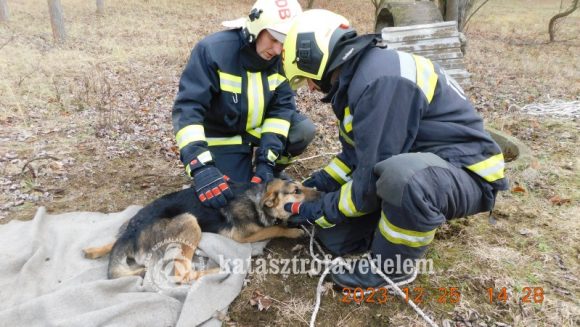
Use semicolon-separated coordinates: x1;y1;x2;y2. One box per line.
83;179;321;283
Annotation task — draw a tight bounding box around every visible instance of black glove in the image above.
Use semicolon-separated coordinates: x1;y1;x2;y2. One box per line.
302;170;342;192
251;162;274;184
192;165;234;209
301;176;318;188
284;201;336;229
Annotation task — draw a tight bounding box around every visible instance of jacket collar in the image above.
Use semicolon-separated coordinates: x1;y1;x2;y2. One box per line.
322;34;376;101
322;43;370;120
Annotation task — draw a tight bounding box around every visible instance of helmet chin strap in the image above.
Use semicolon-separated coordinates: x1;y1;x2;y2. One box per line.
316;71;335;94
316;32;358;93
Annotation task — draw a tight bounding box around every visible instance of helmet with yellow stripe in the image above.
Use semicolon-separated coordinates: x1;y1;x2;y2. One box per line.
282;10;357;90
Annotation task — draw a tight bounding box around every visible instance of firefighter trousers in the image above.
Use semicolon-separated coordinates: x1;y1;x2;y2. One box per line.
316;152;496;261
210;112;316;183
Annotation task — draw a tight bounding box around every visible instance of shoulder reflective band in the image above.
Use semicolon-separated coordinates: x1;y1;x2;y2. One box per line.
466;153;505;182
397;51;438;103
206;135;243;146
176;125;205;150
378;212;435;247
323;157;352;185
246;72;265;130
218;70;242;93
267;73;286;91
184;151;213;176
413;54;438;103
262;118;291;137
338;181;367;217
315;216;335;229
342;106;353;133
398;51;417;84
338;121;355;146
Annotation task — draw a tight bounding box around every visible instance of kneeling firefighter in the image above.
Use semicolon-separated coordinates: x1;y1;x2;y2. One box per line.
173;0;316;209
281;10;509;289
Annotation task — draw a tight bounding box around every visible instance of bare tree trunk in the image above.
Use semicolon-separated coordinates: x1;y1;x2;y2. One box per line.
437;0;447;18
307;0;315;9
457;0;467;27
48;0;66;43
96;0;105;15
0;0;9;22
371;0;380;15
445;0;459;22
549;0;579;42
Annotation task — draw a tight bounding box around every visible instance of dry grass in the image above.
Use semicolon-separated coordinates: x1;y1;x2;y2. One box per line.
1;0;579;326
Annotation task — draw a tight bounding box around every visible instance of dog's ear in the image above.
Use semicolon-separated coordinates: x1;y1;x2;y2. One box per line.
261;190;278;208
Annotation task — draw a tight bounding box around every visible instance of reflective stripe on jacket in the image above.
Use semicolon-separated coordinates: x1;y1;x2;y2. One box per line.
173;29;296;170
319;47;508;224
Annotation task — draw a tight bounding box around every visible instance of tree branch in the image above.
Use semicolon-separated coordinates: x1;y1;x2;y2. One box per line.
0;25;14;51
549;0;579;42
21;155;61;178
0;33;13;51
463;0;492;30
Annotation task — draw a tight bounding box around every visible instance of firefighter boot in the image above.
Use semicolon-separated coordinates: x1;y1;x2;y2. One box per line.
331;255;417;291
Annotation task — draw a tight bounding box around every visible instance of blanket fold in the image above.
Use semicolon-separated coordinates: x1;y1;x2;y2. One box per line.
0;206;266;327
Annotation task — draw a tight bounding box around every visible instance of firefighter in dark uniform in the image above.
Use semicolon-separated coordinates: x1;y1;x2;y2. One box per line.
281;10;509;289
173;0;315;209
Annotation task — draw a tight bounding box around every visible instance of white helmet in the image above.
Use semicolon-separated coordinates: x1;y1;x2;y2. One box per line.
223;0;302;43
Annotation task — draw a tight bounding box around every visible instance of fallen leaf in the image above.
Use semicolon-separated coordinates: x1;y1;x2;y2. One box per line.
291;244;304;253
257;297;272;311
553;254;567;270
549;195;571;206
553;287;572;296
442;319;453;327
213;311;230;322
511;185;526;193
249;290;272;311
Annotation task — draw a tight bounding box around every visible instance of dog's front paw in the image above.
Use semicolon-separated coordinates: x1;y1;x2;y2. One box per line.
285;228;305;239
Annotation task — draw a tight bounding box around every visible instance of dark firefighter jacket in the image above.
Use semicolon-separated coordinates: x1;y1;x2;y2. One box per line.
313;47;509;228
172;29;296;175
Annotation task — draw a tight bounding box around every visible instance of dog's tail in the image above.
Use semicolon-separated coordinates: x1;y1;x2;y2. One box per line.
107;241;145;279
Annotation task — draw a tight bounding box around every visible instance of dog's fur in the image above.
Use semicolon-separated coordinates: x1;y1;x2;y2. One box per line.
83;179;321;283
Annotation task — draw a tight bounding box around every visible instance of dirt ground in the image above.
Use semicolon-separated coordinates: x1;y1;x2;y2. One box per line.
1;0;578;326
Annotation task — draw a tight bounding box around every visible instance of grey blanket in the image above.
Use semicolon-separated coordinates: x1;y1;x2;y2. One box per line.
0;206;267;327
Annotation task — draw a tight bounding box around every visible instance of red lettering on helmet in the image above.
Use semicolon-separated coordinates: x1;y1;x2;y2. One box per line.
279;8;291;19
275;0;288;8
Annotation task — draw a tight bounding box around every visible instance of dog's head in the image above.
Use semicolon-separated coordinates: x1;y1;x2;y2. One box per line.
260;179;322;220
